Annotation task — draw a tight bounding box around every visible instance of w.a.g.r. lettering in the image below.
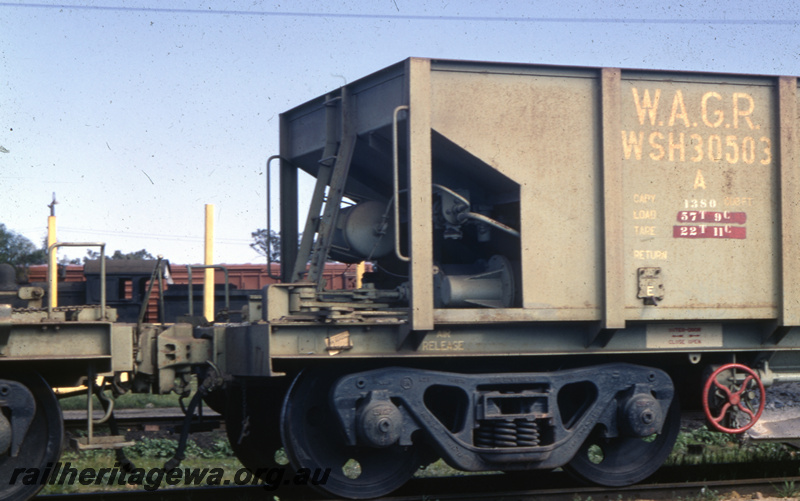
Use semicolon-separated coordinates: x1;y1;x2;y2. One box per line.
631;88;758;129
622;87;772;165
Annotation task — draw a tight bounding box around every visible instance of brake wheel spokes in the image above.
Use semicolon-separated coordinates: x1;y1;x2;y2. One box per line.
702;363;765;433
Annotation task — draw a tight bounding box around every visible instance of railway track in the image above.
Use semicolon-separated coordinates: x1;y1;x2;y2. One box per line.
49;409;800;500
34;461;800;501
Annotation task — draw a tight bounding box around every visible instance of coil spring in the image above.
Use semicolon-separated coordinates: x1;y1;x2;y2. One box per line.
516;419;540;446
474;419;540;448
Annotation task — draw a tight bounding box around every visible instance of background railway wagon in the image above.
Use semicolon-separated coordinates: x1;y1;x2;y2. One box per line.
26;262;365;322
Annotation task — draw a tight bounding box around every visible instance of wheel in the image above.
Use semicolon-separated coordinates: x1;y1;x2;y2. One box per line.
281;370;422;499
702;363;765;433
201;389;226;416
0;373;64;501
563;395;680;486
224;378;290;473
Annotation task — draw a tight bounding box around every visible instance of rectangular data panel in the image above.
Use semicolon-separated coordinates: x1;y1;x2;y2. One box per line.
620;74;779;320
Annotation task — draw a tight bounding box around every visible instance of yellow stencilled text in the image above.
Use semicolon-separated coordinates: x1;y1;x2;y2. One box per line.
623;87;771;166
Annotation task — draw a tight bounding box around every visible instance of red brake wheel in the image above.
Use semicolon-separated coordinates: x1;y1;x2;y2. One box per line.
702;363;765;434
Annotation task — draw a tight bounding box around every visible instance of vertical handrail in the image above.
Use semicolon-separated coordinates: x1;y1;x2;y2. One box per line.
264;155;282;280
47;242;106;320
86;363;95;445
186;265;230;318
158;265;165;324
137;256;164;328
392;105;410;262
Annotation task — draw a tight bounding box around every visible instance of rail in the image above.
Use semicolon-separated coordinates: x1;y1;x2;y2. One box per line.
34;466;800;501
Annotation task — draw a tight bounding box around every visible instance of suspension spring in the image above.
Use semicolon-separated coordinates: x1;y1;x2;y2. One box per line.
516;419;540;446
474;418;540;448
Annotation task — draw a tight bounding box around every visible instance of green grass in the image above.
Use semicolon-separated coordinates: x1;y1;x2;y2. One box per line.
775;480;800;498
667;425;796;466
40;437;242;496
58;391;183;411
125;436;234;459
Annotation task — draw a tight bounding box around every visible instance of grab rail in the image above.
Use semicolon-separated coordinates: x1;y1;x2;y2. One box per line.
186;265;230;318
392;105;410;262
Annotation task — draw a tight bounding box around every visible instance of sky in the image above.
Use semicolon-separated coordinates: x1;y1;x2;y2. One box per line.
1;0;799;264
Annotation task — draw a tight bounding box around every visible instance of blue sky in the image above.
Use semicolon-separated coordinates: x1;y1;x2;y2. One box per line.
2;1;799;264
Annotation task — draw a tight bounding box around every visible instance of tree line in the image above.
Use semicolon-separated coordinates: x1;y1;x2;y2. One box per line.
1;224;281;281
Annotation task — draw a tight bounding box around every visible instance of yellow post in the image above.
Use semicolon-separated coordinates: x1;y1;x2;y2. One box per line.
47;215;57;308
356;261;365;289
204;204;215;322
